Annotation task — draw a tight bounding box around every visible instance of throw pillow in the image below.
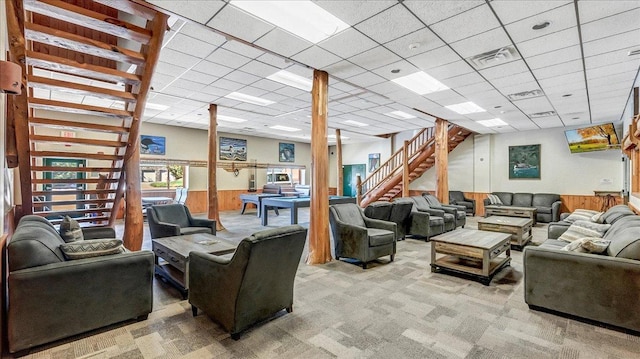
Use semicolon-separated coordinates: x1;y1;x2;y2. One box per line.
564;212;595;224
60;239;125;260
59;216;84;243
558;220;611;243
487;194;502;205
562;237;611;254
591;212;605;224
562;239;587;252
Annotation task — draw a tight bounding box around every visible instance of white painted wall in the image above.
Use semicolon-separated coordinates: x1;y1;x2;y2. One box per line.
328;137;390;187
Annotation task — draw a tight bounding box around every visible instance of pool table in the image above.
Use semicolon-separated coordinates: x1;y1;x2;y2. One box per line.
261;196;357;226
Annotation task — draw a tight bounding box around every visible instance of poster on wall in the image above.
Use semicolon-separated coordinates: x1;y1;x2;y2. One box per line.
140;135;166;155
368;153;381;173
509;144;541;179
279;143;295;162
219;137;247;161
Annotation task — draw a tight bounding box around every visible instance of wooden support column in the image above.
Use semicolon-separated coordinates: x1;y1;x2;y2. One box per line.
336;128;343;196
435;118;449;204
307;70;331;265
402;140;409;197
208;104;225;231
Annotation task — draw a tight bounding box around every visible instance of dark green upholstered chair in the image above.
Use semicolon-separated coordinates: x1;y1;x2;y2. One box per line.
422;193;467;228
147;204;216;239
410;195;455;232
364;201;393;221
394;197;444;239
449;191;476;216
329;203;396;269
188;225;307;339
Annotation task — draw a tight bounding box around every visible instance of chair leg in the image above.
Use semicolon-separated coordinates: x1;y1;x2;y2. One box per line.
191;305;198;317
231;333;241;340
286;306;293;313
390;254;395;262
362;262;367;269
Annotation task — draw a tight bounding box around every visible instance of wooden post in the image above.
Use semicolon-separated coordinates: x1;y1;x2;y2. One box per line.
634;87;639;116
336;128;343;196
307;70;331;265
208;104;225;231
435;118;449;204
402;140;409;197
356;175;362;205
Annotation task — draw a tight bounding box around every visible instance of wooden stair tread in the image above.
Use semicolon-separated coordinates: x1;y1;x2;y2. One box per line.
31;166;122;172
30;134;126;148
26;51;141;85
28;98;133;119
24;22;145;65
24;0;152;44
34;208;113;217
28;75;136;102
29;117;129;134
33;189;116;196
33;199;113;206
47;216;111;225
93;0;157;21
30;151;123;161
33;178;118;184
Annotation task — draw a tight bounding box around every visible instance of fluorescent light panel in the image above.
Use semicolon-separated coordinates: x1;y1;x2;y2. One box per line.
391;71;448;95
477;118;508;127
344;119;368;127
270;125;301;132
224;92;275;106
267;70;312;91
386;111;416;120
145;102;169;111
230;1;349;44
445;101;486;114
217;115;247;123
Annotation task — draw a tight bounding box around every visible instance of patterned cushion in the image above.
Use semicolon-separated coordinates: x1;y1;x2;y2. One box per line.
564;211;596;224
591;212;605;224
487;194;502;205
558;220;611;243
60;239;125;260
562;237;611;254
59;216;84;243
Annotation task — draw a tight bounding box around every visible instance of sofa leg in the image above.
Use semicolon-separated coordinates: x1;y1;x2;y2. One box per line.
362;262;367;269
191;305;198;317
136;314;148;321
286;306;293;313
390;254;395;262
231;333;241;340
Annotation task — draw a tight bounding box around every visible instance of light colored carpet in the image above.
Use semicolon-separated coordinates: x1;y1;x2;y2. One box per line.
7;210;640;358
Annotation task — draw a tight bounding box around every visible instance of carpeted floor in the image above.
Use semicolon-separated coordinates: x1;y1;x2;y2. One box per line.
7;208;640;358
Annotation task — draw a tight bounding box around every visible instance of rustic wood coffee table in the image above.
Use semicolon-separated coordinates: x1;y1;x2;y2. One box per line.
477;215;533;250
430;229;511;285
485;205;537;225
152;233;237;298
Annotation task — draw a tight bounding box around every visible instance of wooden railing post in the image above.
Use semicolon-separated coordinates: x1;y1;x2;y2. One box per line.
356;175;362;205
336;128;343;196
402;140;409;197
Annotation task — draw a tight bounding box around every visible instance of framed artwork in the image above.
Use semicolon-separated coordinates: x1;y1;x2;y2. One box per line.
140;135;166;155
368;153;381;173
279;142;295;162
509;144;540;179
219;137;247;161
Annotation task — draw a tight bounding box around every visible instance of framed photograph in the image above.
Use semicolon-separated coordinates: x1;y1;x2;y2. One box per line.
509;144;540;179
140;135;166;155
219;137;247;161
279;142;295;162
368;153;381;173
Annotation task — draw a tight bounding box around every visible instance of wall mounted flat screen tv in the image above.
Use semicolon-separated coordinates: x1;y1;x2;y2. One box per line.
564;123;621;154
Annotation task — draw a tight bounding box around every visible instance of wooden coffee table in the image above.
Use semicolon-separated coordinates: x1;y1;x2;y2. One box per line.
478;216;533;249
430;229;511;285
485;205;537;225
152;233;237;298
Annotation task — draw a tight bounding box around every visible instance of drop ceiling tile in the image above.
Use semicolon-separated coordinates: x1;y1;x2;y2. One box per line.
525;45;582;70
578;1;640;24
274;86;307;98
532;115;564;128
325;60;368;79
367;81;406;96
583;30;640;58
165;33;218;58
160;86;195;99
442;72;486;88
211;78;245;92
187;92;220;103
238;60;279;78
207;4;275;43
427;60;475;80
150;72;175;89
425;90;467;105
155;61;187;76
492;72;537;89
205;48;252;69
254;28;313;57
383;28;445;58
148;0;225;24
533;59;583;80
406;46;460;70
348;46;403;71
504;3;576;43
585;49;639;70
176;22;227;46
221;40;265;59
580;8;640;42
517;28;580;58
456;82;495;96
191;61;234;78
450;28;512;59
497;81;540;98
370;60;420;81
515;96;554;112
251;79;285;92
538;72;584;88
479;60;529;80
224;70;261;86
254;53;291;69
430;4;501;44
586;63;638;80
159;48;202;68
317;28;378;59
169;79;207;92
179;70;218;85
314;0;396;26
354;4;424;44
404;0;484;26
292;46;342;69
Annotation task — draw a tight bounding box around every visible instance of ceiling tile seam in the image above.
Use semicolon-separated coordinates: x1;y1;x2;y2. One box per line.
203;1;229;29
616;66;640;124
572;0;592;124
422;1;487;28
499;1;574;26
579;5;640;26
485;0;566;127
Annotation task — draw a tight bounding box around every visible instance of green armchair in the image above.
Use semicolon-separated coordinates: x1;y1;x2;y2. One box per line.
329;203;397;269
188;225;307;339
147;204;216;239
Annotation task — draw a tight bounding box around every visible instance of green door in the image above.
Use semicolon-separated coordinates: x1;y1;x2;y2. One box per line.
43;158;86;210
342;164;366;197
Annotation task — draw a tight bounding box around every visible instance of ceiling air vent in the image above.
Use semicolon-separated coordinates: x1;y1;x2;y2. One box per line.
507;89;544;101
529;111;556;118
467;45;520;69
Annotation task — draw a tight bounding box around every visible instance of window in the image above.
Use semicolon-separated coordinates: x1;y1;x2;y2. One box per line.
140;164;186;190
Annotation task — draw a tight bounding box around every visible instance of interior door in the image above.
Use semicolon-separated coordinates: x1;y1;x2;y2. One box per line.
43;158;86;211
342;164;366;197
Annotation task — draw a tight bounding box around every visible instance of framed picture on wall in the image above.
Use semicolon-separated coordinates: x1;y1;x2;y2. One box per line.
219;137;247;161
140;135;166;155
509;144;541;179
279;142;295;162
368;153;381;173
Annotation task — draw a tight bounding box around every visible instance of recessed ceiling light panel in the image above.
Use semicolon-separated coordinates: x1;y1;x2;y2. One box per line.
224;92;275;106
344;119;369;127
385;111;416;120
445;102;486;115
270;125;301;132
145;103;169;111
391;71;448;95
217;115;247;123
267;70;312;91
477;118;508;127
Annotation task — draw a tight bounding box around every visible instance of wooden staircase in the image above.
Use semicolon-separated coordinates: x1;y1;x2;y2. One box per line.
359;124;473;207
6;0;167;226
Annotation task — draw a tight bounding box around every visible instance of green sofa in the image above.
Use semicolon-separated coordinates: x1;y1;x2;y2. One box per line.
7;215;154;353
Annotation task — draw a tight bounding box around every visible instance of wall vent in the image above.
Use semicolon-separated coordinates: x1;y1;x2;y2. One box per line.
467;45;520;69
507;89;544;101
